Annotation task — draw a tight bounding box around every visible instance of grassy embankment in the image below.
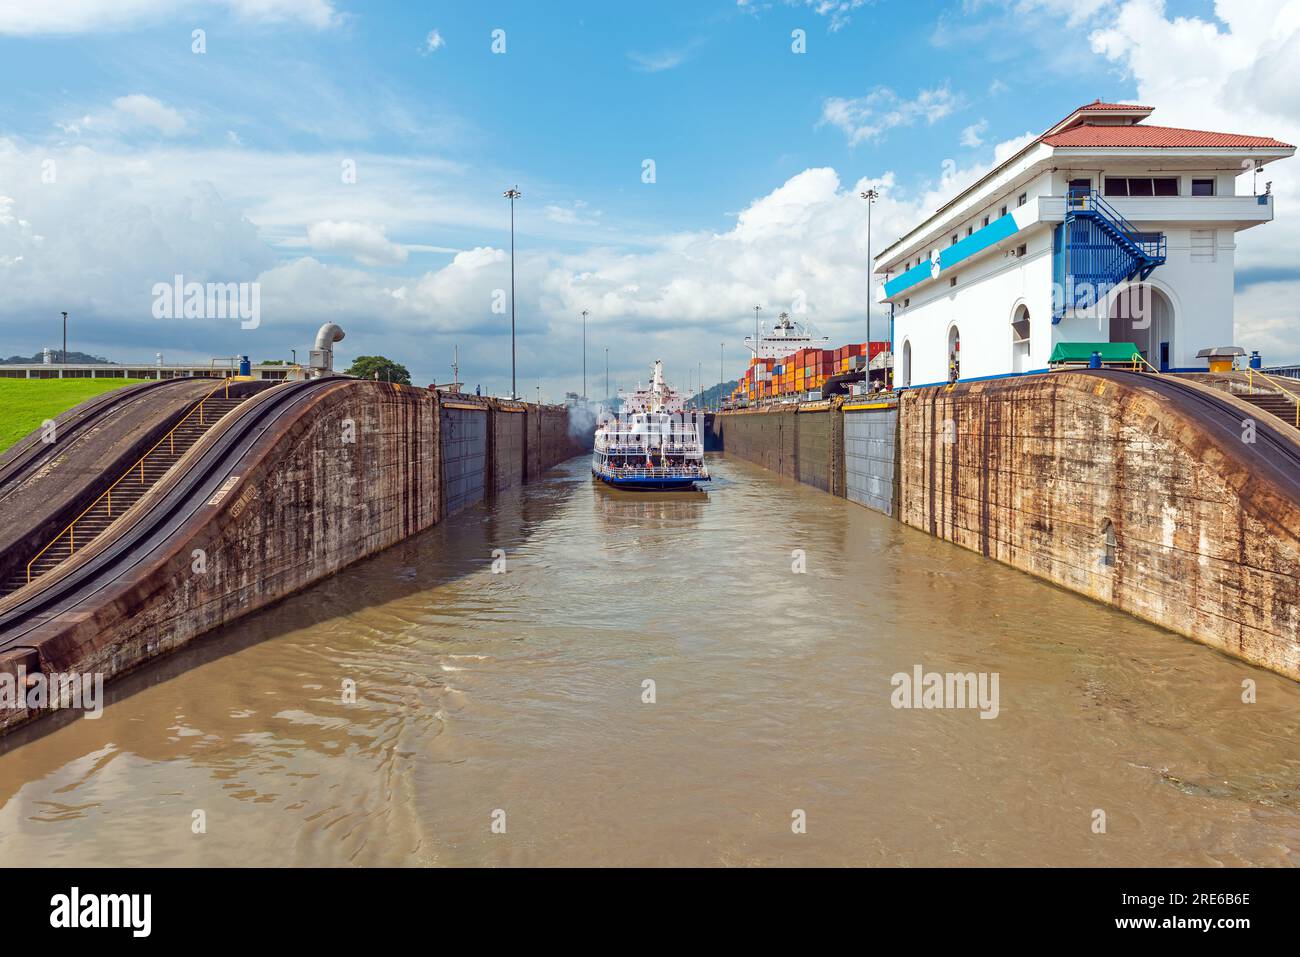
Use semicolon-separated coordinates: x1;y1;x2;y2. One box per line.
0;378;150;454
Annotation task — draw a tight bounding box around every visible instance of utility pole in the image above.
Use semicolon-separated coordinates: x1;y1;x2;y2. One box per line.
504;186;522;399
605;347;609;404
581;309;588;400
719;342;724;411
61;311;68;364
860;187;879;384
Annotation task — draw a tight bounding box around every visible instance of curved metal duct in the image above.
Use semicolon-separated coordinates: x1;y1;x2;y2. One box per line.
309;323;346;376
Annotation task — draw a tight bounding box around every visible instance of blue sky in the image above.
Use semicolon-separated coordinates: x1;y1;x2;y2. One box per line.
1;0;1297;393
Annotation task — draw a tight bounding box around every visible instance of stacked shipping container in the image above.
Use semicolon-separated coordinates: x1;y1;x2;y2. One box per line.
731;341;888;404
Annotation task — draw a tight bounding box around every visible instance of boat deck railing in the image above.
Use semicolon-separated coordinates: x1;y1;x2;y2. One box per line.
595;465;708;479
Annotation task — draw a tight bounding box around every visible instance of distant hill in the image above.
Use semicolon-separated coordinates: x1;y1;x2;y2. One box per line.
685;380;739;410
1;351;111;365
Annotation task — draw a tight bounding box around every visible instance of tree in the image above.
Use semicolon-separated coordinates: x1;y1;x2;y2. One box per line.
345;355;411;385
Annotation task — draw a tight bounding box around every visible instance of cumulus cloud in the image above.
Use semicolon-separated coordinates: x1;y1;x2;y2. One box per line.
1087;0;1300;297
819;85;963;146
0;0;341;35
306;220;408;266
960;119;988;148
423;29;445;54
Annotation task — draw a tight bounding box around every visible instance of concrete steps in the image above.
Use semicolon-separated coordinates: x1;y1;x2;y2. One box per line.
1242;392;1300;430
1;396;246;595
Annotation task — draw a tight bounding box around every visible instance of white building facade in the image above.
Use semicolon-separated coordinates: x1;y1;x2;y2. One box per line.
874;101;1295;387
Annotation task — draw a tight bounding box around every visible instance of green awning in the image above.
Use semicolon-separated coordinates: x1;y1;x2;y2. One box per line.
1049;342;1141;364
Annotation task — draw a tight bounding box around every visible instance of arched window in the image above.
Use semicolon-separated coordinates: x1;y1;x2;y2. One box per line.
947;326;961;383
1012;305;1031;373
901;340;912;387
1100;519;1117;567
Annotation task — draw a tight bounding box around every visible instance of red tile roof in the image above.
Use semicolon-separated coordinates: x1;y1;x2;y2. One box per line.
1076;100;1153;112
1043;123;1294;149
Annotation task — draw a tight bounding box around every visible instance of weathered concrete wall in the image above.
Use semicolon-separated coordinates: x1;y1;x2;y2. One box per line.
844;407;898;517
898;374;1300;680
715;405;838;493
1;383;595;733
489;405;527;493
12;381;440;706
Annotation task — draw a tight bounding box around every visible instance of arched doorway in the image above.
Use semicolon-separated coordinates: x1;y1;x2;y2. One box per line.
1109;285;1174;371
901;339;912;387
1011;305;1030;373
947;325;961;383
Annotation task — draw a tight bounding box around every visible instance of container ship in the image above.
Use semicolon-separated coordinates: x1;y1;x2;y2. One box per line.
592;360;708;490
729;315;889;406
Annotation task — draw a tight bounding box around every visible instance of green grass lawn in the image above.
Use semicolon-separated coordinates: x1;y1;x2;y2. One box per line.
0;378;151;455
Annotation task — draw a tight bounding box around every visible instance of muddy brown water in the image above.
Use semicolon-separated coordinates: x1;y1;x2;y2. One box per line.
0;455;1296;866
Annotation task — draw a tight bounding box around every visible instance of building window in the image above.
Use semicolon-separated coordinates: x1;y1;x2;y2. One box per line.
999;205;1008;217
1104;177;1178;197
1016;243;1027;257
949;276;958;287
951;234;958;246
1017;192;1027;206
982;215;989;227
1192;178;1216;196
903;298;910;308
966;226;973;237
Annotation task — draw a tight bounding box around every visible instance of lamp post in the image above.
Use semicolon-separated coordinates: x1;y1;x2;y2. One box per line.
860;187;879;384
719;342;724;411
504;186;522;399
581;309;588;400
605;347;609;404
60;311;68;364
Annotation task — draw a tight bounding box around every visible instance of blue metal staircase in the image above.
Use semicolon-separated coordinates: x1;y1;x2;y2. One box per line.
1052;188;1166;323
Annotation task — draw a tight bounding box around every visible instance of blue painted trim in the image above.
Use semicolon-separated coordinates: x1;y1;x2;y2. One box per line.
882;213;1021;300
899;368;1050;391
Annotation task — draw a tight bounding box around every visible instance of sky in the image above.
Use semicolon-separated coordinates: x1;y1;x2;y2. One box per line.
1;0;1298;397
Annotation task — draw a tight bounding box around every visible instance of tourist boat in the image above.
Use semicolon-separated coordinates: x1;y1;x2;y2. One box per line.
592;360;709;490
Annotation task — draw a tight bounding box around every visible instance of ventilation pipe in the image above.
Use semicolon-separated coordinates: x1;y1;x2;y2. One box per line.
309;323;346;377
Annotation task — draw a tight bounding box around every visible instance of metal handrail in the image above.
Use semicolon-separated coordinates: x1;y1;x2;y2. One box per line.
1066;188;1166;260
24;379;232;583
597;465;707;479
1247;369;1300;428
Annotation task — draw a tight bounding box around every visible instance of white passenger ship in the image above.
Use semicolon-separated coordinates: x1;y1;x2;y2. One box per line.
592;360;709;490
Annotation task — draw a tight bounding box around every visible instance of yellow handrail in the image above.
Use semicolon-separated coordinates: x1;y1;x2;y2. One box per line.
1248;369;1300;428
24;380;232;584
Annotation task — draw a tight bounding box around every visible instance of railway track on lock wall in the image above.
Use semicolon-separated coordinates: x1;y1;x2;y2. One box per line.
0;376;349;654
0;377;212;499
1076;369;1300;502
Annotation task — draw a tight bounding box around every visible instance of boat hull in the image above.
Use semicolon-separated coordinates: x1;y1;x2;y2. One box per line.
593;469;701;491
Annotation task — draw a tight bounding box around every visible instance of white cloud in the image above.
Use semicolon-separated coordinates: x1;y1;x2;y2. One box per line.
0;0;341;35
736;0;870;32
819;85;963;146
110;94;187;135
544;201;600;226
960;119;989;148
306;221;408;266
1087;0;1300;281
627;40;704;72
423;29;445;54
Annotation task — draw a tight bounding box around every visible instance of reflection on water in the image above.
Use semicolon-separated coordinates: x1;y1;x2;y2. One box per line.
0;455;1296;866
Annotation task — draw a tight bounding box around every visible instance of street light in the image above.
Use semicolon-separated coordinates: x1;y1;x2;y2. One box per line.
504;186;522;399
581;309;588;400
60;311;68;364
719;342;724;412
860;187;879;385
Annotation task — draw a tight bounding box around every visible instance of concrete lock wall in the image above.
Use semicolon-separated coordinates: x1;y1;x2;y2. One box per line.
18;381;441;701
844;407;898;517
897;375;1300;680
1;384;593;733
717;378;1300;679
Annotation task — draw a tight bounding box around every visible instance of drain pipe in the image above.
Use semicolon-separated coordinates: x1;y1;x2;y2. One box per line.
309;323;346;377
